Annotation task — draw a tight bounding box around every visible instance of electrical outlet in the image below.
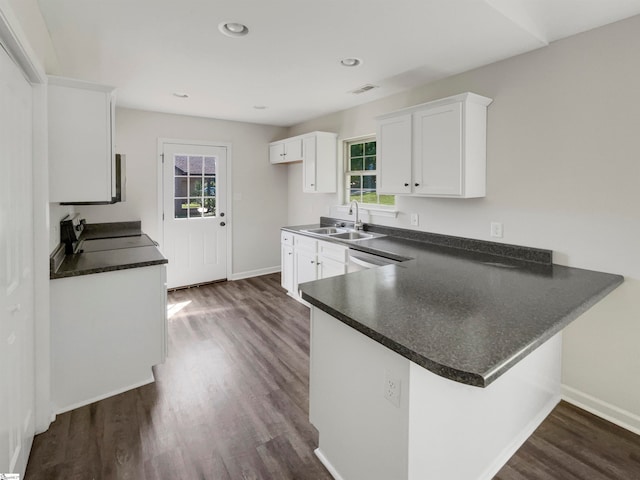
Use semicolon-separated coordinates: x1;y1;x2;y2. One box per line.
490;222;503;238
410;213;419;226
383;372;401;408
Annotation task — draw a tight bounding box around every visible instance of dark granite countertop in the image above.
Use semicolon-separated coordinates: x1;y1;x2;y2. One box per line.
287;221;623;387
50;223;167;279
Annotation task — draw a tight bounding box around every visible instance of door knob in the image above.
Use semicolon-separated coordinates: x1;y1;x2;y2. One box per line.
220;222;226;226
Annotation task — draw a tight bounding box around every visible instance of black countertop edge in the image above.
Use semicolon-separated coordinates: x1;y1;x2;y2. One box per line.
50;258;168;280
302;271;623;388
81;221;142;240
301;292;486;387
320;216;552;265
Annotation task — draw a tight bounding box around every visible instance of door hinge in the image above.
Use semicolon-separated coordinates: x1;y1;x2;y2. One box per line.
162;212;165;221
161;153;164;163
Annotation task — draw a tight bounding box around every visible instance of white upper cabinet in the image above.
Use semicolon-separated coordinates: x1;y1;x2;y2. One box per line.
269;137;303;164
302;132;337;193
48;76;116;203
270;131;338;193
377;113;412;195
376;92;492;198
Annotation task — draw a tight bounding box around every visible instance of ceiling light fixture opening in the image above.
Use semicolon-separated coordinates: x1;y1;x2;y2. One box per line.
173;92;190;98
219;22;249;38
350;84;379;95
340;57;362;67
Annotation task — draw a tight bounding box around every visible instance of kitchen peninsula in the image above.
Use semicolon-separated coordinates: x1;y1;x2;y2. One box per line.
292;219;623;480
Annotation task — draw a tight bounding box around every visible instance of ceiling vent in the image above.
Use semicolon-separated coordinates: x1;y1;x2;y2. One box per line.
350;84;378;95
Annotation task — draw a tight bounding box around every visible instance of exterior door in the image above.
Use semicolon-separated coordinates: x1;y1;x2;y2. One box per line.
0;42;35;475
163;142;228;289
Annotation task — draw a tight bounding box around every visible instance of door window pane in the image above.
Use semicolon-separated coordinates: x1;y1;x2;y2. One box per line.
175;177;188;197
174;154;218;219
204;176;216;196
174;199;188;218
203;197;216;217
189;156;203;175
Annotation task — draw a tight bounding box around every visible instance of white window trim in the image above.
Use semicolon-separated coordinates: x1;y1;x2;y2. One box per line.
341;134;398;215
333;133;398;218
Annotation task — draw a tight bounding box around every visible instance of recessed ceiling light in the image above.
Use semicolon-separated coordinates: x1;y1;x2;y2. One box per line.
253;105;268;110
219;22;249;38
340;57;362;67
173;92;190;98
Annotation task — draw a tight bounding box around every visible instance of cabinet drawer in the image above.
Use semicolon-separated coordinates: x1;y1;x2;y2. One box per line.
318;241;348;263
281;230;294;246
294;234;317;252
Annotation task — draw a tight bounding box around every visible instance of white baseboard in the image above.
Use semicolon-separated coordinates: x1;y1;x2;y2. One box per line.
229;265;280;281
55;374;155;415
479;395;560;480
315;448;345;480
562;384;640;435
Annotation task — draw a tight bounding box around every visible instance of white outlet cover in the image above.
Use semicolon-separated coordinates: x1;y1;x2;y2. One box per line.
384;372;401;408
490;222;503;238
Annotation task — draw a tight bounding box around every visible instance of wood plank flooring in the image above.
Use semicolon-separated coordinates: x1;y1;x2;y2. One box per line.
26;273;640;479
26;274;333;480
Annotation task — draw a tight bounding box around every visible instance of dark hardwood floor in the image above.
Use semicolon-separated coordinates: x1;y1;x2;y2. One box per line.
495;401;640;479
26;273;640;479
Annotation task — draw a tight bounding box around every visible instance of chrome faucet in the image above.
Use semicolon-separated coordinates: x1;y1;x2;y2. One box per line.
349;200;363;231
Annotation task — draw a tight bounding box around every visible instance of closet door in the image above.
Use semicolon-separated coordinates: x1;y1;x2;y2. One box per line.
0;43;35;476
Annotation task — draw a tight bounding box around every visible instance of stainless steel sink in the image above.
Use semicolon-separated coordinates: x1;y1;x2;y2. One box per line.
329;231;373;241
303;227;347;235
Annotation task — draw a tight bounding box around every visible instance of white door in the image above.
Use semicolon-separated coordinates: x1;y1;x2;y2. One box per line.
163;142;228;289
0;43;35;475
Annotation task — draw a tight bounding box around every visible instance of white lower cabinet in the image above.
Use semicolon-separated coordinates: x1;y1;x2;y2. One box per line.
50;265;167;413
318;241;348;279
280;231;348;300
281;231;294;292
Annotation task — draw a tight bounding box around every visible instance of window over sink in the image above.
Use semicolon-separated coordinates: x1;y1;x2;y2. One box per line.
345;137;395;207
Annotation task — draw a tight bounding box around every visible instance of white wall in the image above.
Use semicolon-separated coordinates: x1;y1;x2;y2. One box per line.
6;0;58;73
80;107;288;276
286;15;640;430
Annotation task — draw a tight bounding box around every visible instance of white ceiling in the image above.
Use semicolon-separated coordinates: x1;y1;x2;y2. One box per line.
37;0;640;127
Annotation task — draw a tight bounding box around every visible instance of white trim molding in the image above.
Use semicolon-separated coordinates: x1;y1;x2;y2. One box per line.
0;0;52;435
314;448;345;480
562;384;640;435
229;265;280;281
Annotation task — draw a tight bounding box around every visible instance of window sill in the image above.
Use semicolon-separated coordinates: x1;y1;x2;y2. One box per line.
334;204;399;219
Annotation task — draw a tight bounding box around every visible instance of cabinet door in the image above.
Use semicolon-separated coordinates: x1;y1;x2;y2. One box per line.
302;136;317;192
295;249;318;291
377;114;412;195
413;102;463;196
285;137;303;161
281;244;294;292
269;142;285;164
48;83;114;202
318;257;347;279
